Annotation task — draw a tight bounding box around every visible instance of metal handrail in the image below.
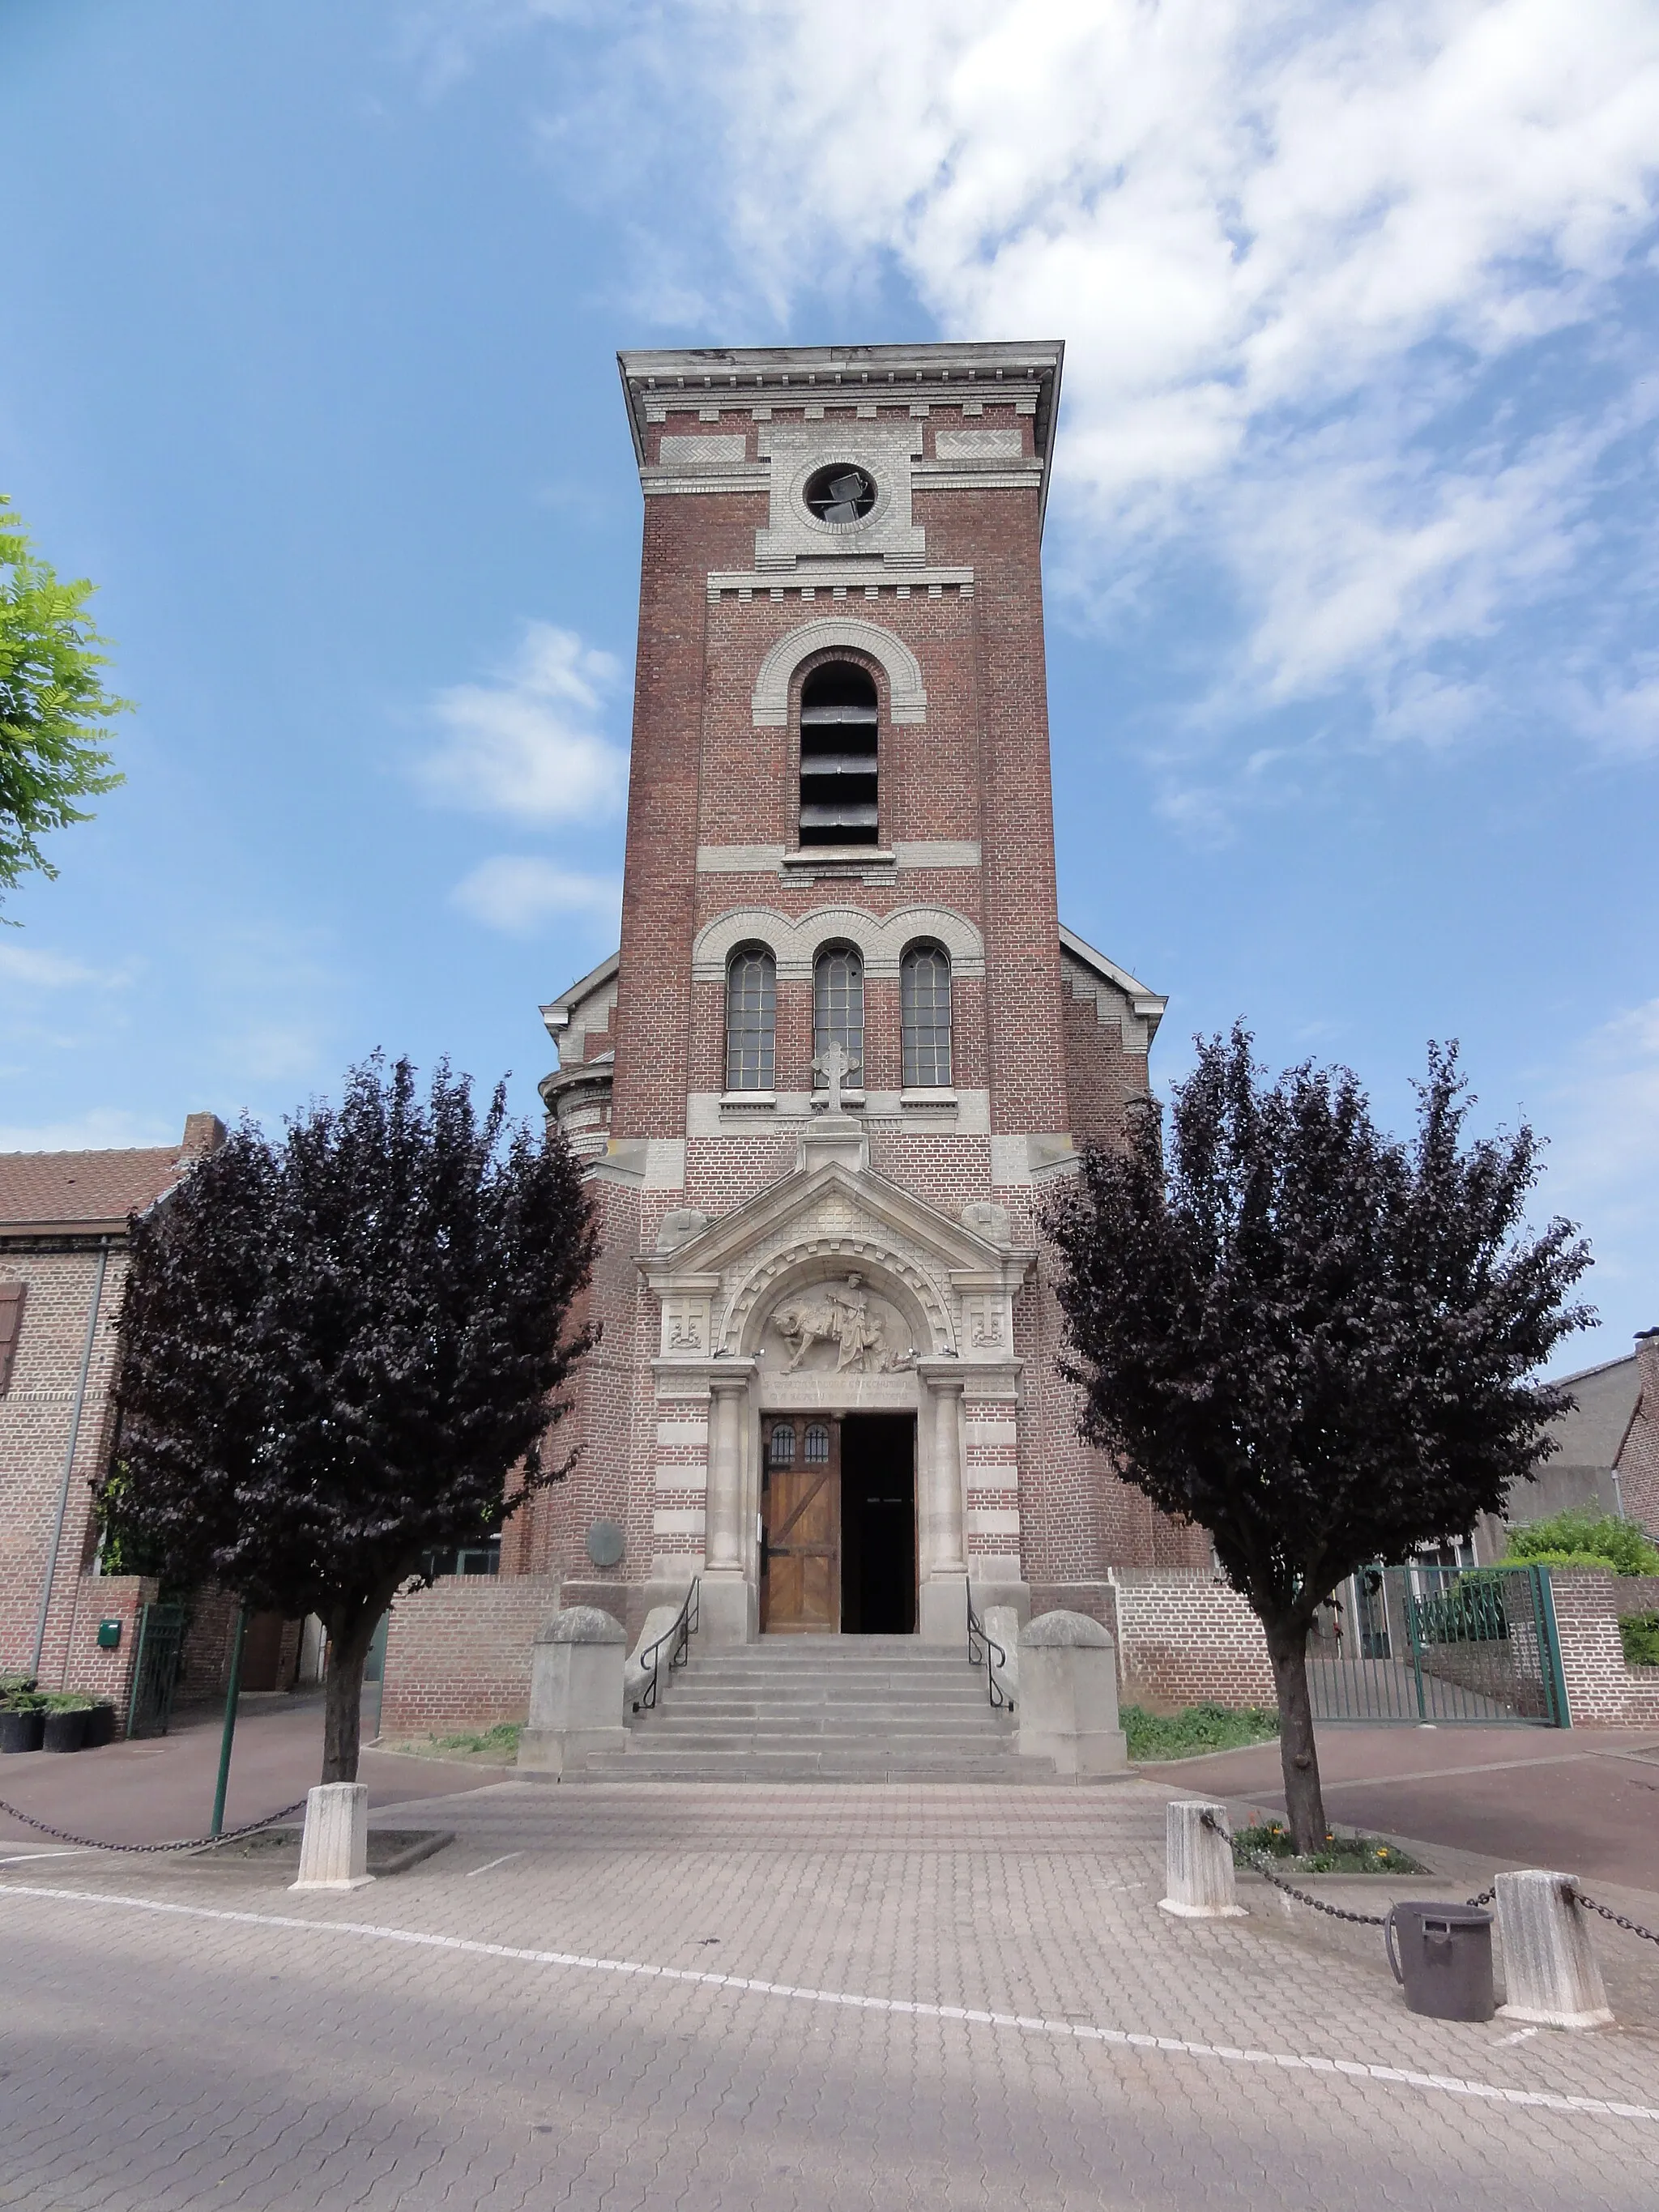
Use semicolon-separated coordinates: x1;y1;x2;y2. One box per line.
965;1586;1013;1711
633;1576;700;1713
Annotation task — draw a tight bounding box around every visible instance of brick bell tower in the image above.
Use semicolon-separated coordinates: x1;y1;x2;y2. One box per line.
530;340;1196;1651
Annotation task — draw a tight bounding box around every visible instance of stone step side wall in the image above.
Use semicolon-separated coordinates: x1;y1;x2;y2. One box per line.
1107;1569;1275;1707
1548;1566;1659;1724
379;1574;564;1738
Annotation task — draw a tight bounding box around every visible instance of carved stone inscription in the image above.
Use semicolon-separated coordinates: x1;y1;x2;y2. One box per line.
763;1273;915;1375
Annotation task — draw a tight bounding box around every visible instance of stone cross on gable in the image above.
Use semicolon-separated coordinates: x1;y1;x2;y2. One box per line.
812;1040;862;1115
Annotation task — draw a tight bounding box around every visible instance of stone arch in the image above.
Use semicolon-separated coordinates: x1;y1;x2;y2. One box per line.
692;903;985;983
752;618;927;729
725;1238;955;1362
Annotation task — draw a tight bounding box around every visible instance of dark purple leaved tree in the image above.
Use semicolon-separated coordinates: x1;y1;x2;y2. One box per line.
1045;1028;1591;1850
101;1055;596;1783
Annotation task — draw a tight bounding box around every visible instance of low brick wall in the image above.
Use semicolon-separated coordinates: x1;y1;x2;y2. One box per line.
379;1575;563;1738
1549;1568;1659;1724
58;1572;156;1724
1107;1570;1275;1706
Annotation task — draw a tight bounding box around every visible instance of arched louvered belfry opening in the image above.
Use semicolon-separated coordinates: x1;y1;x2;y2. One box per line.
799;662;878;847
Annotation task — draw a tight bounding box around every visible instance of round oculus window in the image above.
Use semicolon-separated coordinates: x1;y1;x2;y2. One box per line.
804;463;876;525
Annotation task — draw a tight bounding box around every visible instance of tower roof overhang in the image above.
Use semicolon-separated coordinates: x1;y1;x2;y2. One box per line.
617;340;1065;532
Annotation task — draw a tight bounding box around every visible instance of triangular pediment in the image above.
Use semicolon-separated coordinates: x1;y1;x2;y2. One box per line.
646;1160;1019;1283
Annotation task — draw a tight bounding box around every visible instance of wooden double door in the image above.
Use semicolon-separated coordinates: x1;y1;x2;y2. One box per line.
761;1413;917;1634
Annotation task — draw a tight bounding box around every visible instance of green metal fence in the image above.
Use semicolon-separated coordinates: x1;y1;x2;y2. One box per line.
126;1602;186;1738
1307;1563;1567;1726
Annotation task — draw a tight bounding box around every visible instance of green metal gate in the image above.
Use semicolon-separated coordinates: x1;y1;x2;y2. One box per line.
1307;1563;1567;1726
126;1602;186;1738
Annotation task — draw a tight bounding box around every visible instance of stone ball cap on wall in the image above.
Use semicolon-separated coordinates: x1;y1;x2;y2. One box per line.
1019;1609;1113;1649
535;1605;627;1645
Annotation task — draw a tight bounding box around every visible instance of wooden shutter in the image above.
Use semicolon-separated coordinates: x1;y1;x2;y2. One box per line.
0;1282;26;1394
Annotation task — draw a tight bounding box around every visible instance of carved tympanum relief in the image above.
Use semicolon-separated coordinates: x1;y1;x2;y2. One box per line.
761;1273;916;1375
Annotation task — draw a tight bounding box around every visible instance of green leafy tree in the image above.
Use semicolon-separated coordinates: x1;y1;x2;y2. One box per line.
0;495;127;904
101;1055;597;1783
1046;1028;1592;1850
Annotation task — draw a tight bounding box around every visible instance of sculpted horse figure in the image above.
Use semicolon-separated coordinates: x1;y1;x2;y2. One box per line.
774;1273;887;1373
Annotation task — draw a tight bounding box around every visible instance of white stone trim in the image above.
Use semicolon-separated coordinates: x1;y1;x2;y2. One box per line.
651;1510;708;1535
655;1465;708;1492
966;1510;1022;1536
933;428;1023;460
655;1421;709;1446
693;903;983;982
697;845;788;874
751;618;927;728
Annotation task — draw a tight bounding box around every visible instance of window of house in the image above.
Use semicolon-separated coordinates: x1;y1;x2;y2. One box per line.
726;947;776;1090
901;944;953;1088
799;662;878;847
804;1423;831;1465
813;944;864;1089
768;1423;796;1468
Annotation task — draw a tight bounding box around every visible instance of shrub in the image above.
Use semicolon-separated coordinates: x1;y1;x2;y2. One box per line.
1;1690;45;1714
1620;1611;1659;1668
1232;1820;1427;1875
1121;1702;1279;1761
1503;1511;1659;1576
41;1693;96;1713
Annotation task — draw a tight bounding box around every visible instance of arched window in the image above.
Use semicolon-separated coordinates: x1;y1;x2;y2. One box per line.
726;946;775;1091
767;1423;796;1468
803;1423;831;1465
799;662;878;848
901;943;952;1089
813;944;864;1091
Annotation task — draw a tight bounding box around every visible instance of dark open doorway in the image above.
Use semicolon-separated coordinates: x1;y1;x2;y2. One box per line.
839;1414;916;1634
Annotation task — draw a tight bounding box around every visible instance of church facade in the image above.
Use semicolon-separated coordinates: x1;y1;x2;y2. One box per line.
497;339;1209;1652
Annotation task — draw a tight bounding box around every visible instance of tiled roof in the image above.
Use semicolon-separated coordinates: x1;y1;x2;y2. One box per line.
0;1115;224;1233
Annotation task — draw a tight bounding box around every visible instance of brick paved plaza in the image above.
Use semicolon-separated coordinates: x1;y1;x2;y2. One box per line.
4;1777;1657;2210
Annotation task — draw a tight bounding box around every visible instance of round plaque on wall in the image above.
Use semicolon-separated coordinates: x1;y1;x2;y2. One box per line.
586;1519;625;1569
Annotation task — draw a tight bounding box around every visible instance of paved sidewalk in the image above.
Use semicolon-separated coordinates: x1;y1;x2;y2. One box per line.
0;1694;506;1852
3;1779;1657;2210
1154;1723;1659;1890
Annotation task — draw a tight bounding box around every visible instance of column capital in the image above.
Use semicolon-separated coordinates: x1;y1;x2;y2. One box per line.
916;1358;967;1393
706;1362;757;1399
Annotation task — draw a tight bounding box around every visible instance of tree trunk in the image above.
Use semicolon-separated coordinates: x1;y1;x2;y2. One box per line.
321;1608;380;1784
1265;1613;1327;1854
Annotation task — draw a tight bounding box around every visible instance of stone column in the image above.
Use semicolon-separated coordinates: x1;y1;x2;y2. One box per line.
918;1370;968;1645
700;1371;757;1646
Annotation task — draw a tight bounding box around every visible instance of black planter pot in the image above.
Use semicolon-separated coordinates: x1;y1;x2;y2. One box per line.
41;1709;89;1754
0;1710;45;1754
82;1705;117;1750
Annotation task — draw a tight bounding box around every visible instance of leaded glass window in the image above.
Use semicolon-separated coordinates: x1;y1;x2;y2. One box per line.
901;944;952;1089
812;945;864;1087
726;947;776;1091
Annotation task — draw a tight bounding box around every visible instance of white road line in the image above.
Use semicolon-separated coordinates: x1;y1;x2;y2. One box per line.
1;1882;1652;2129
466;1852;524;1877
0;1849;88;1865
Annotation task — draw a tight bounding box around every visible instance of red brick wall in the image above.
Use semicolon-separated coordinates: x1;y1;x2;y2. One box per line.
55;1572;156;1721
1620;1334;1659;1536
1108;1571;1277;1705
1549;1566;1659;1724
0;1244;126;1688
379;1573;563;1736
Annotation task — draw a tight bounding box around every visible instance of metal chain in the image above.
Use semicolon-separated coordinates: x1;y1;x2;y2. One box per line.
0;1794;309;1856
1199;1809;1495;1924
1571;1889;1659;1948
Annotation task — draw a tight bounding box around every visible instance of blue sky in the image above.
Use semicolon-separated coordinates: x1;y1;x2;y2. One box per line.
2;1;1656;1371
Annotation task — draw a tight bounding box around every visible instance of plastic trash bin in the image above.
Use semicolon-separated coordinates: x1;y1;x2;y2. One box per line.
1386;1902;1495;2022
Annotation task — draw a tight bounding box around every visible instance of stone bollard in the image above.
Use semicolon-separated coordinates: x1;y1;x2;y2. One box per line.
1016;1610;1128;1776
1495;1871;1614;2029
1159;1799;1246;1920
517;1605;627;1779
291;1783;373;1892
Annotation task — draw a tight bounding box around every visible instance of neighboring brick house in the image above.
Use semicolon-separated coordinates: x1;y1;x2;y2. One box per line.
383;337;1213;1729
1472;1330;1659;1560
0;1115;224;1705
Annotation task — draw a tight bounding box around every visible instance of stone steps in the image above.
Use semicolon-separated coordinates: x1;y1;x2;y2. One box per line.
594;1631;1038;1783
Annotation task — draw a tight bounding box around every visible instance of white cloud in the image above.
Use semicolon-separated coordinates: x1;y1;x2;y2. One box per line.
684;0;1659;712
450;855;622;935
419;622;628;825
1533;996;1659;1363
0;1106;176;1153
0;944;130;990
